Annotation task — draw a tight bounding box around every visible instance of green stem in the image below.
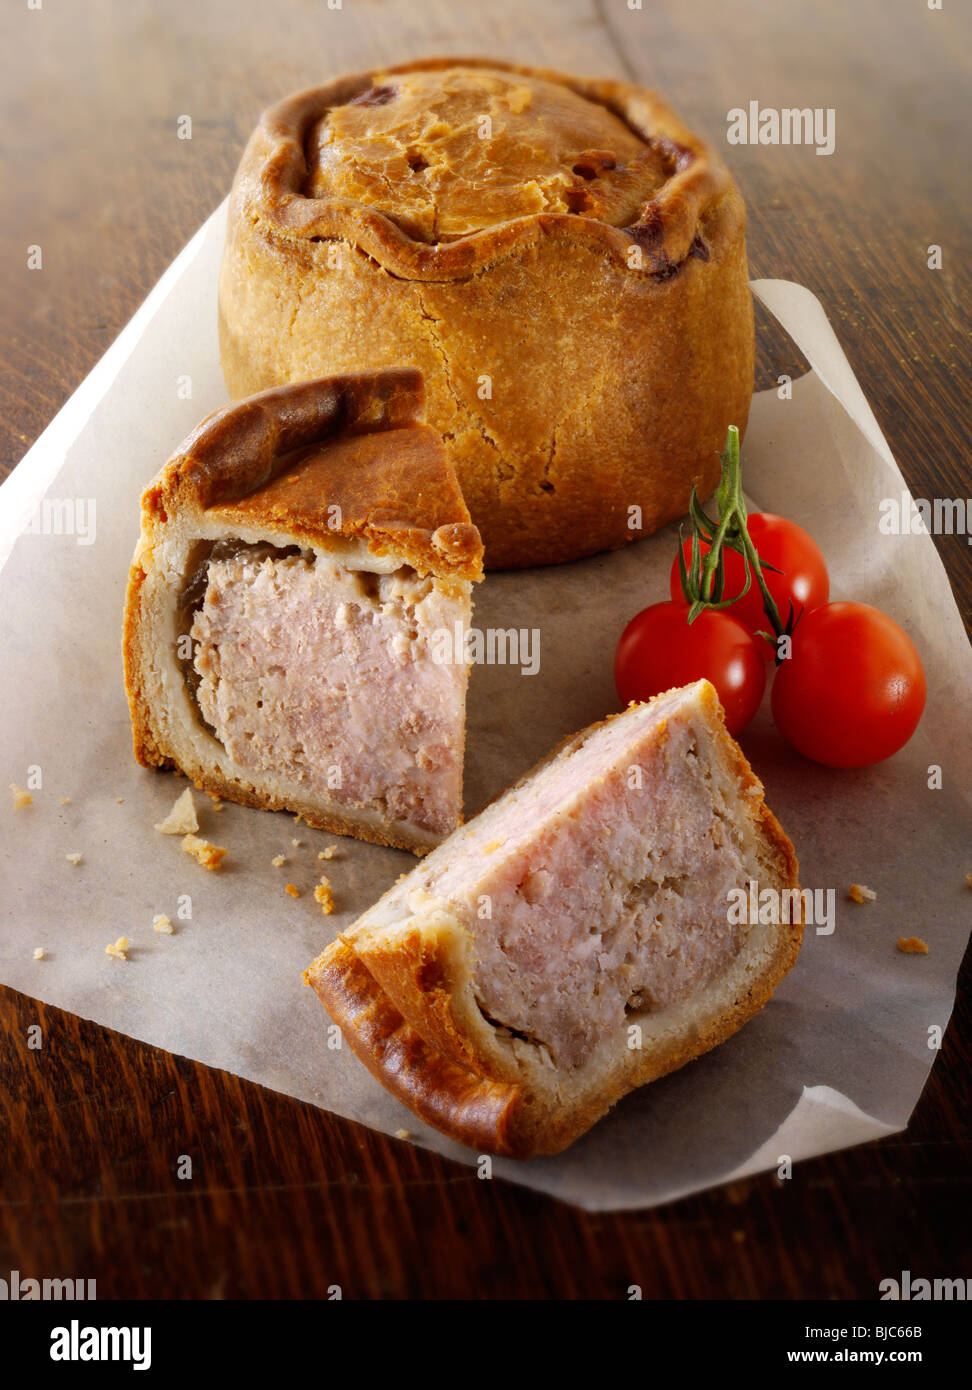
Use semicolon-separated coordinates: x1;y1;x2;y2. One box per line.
676;425;789;651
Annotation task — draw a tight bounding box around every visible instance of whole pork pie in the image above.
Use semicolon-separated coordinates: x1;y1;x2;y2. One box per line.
123;369;483;853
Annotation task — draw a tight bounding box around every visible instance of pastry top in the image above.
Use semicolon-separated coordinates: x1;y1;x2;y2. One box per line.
304;65;667;243
140;369;483;583
241;57;737;280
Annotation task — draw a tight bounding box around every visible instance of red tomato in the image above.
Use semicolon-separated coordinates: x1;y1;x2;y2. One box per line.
614;601;766;736
670;513;829;659
771;602;926;767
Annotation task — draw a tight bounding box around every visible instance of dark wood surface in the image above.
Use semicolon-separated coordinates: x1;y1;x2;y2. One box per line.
1;0;969;1299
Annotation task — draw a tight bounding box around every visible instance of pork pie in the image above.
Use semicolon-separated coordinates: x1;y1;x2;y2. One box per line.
123;369;483;854
305;680;802;1157
219;58;754;568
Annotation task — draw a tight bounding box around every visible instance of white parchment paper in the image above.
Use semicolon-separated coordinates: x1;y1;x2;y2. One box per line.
1;204;969;1211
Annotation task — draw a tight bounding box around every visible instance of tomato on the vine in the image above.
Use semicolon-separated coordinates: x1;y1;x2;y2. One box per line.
630;428;924;767
670;512;829;659
771;601;926;767
614;601;766;736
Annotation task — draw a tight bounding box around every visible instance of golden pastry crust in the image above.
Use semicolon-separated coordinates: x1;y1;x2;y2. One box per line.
219;58;754;569
305;682;803;1158
311;938;528;1154
303;65;668;242
139;368;481;583
123;369;483;856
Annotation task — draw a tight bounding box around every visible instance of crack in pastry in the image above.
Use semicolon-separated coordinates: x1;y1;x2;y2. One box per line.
123;369;484;854
219;57;755;568
305;680;803;1156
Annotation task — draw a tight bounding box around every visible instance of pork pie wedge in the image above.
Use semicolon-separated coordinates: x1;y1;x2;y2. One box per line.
123;369;483;853
305;680;802;1157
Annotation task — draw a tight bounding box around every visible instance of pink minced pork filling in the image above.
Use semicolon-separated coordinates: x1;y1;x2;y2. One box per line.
190;551;468;835
419;695;756;1068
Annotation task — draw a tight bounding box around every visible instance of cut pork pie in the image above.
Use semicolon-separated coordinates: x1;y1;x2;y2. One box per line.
123;369;483;853
305;680;802;1156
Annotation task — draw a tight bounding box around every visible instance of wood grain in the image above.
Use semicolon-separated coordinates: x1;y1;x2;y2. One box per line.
1;0;969;1298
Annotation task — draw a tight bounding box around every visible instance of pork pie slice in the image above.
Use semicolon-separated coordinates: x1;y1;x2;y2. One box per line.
123;369;483;854
305;680;802;1156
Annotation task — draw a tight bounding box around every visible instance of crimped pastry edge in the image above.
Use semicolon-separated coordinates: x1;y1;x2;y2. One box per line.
244;56;737;281
138;368;482;582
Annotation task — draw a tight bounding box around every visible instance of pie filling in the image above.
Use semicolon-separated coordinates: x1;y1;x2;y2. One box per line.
411;696;763;1070
178;539;467;835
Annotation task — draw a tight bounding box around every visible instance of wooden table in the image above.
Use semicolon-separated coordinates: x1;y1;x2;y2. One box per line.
1;0;969;1299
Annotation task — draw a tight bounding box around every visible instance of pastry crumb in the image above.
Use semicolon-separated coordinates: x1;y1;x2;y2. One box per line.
211;802;224;812
33;947;45;961
967;873;972;888
155;788;198;835
285;883;301;898
65;852;83;867
848;883;877;903
181;834;226;871
60;796;71;805
291;838;303;847
10;783;32;809
271;855;287;868
394;1127;411;1140
897;936;929;955
153;914;174;935
314;877;335;914
105;935;131;960
116;796;124;803
318;846;338;860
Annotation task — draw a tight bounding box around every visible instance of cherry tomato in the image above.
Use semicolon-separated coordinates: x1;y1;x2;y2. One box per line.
614;601;766;736
670;513;829;659
771;601;926;767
